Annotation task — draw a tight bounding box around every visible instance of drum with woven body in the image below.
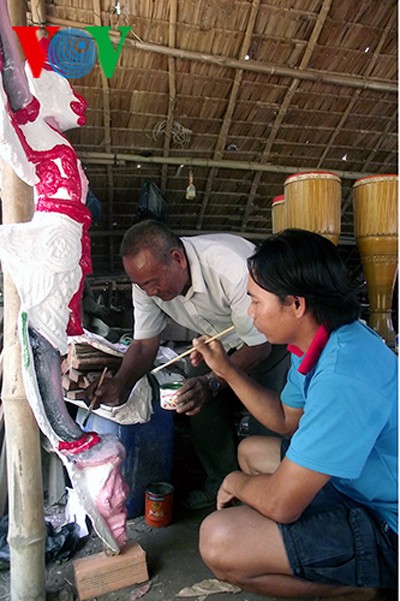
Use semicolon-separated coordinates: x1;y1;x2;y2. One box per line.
284;171;341;244
353;174;398;348
272;194;286;234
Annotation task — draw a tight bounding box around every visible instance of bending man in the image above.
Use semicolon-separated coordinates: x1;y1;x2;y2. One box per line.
92;219;290;509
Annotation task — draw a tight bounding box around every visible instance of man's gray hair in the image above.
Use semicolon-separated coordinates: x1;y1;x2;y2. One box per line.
120;219;182;264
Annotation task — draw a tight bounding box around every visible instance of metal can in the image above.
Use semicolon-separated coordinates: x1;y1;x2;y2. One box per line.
159;382;182;410
145;482;174;527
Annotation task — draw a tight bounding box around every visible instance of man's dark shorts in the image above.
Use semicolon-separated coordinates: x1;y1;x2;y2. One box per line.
278;481;397;589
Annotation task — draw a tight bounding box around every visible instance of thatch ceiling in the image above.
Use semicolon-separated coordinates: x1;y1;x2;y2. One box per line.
9;0;400;276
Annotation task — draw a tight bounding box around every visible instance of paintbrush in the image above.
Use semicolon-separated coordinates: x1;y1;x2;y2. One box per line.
82;366;109;428
150;325;235;375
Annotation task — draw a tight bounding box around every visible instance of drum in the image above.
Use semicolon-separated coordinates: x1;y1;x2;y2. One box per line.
353;174;398;348
272;194;286;233
284;171;341;244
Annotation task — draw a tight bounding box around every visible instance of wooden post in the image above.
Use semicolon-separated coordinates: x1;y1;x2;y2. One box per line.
1;2;47;598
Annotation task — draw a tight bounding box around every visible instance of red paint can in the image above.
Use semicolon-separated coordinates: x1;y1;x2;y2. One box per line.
145;482;174;528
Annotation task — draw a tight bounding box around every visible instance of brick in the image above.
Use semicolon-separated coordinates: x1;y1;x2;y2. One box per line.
73;542;149;600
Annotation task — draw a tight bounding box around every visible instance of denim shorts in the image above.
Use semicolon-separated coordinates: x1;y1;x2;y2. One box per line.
278;482;398;589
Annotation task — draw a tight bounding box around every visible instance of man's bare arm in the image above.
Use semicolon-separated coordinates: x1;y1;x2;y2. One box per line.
218;458;330;522
191;338;300;436
218;364;301;436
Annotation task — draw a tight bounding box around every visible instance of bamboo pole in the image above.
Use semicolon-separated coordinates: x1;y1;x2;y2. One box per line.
44;15;397;94
160;0;177;194
2;168;46;601
78;150;372;181
92;0;116;273
1;1;46;598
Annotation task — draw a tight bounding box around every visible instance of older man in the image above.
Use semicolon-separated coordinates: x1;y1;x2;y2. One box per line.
93;219;290;508
191;228;397;598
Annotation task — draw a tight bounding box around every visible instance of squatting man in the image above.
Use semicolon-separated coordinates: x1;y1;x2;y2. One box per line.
189;229;397;599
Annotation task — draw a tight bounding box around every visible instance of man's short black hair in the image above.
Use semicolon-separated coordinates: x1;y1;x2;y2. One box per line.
247;228;360;331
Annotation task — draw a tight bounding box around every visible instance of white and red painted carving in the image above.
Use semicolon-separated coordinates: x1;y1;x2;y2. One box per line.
0;0;128;553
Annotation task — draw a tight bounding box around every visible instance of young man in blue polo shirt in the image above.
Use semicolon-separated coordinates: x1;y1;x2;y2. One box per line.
190;228;397;599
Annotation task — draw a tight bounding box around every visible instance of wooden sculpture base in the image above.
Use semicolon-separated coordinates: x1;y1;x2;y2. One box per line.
73;541;149;600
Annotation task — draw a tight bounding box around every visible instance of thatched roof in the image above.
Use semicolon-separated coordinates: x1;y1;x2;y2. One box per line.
8;0;400;276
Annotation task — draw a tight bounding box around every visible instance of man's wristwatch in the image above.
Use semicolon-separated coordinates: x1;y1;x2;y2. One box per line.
205;372;221;397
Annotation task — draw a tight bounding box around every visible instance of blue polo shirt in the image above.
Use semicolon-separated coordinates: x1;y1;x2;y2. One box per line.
282;321;398;532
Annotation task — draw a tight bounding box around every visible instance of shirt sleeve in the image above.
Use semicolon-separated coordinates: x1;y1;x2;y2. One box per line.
281;359;305;408
286;372;394;479
132;284;168;339
220;264;266;347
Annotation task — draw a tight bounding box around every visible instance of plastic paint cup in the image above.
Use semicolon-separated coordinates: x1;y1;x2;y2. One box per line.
159;382;183;410
145;482;174;527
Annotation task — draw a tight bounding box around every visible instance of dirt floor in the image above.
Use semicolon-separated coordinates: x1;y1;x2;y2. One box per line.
0;415;306;601
0;503;304;601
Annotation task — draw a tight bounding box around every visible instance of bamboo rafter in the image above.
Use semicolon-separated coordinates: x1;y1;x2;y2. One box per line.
42;15;397;94
160;0;177;195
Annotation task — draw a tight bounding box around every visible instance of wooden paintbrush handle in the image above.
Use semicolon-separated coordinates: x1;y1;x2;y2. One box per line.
151;325;235;374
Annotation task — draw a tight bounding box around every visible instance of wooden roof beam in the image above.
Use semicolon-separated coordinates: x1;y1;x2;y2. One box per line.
160;0;177;195
89;228;356;246
78;150;371;180
44;16;397;94
93;0;116;272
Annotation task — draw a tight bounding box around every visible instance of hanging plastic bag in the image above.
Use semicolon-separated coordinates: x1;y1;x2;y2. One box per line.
135;180;168;223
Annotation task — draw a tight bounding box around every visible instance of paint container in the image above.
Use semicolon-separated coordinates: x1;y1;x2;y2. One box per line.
159;382;183;410
145;482;174;527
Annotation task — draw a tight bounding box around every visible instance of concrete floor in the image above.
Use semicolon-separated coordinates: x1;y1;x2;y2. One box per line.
65;415;306;601
0;415;307;601
114;417;280;601
0;503;305;601
60;503;307;601
0;502;388;601
1;399;394;601
115;505;275;601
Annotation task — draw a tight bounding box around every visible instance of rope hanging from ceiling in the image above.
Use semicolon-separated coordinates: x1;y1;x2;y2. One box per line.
152;120;192;147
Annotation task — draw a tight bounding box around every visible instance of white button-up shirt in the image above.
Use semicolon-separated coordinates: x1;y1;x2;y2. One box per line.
132;233;267;351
